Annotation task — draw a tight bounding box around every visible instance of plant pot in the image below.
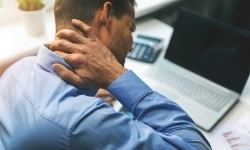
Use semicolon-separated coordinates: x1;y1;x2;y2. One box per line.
18;8;46;36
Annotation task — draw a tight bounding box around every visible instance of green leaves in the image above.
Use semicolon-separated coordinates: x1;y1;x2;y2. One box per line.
17;0;45;11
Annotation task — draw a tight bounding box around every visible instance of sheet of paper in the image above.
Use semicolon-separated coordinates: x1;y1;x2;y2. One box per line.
222;111;250;150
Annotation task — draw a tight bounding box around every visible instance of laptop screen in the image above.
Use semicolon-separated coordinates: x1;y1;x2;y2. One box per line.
165;8;250;93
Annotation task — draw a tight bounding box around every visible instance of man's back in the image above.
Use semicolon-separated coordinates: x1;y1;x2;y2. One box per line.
0;47;99;149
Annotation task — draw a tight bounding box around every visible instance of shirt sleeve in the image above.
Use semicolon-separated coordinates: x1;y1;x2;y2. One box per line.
71;70;211;150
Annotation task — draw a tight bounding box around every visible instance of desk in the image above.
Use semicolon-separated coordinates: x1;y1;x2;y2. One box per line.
125;18;250;150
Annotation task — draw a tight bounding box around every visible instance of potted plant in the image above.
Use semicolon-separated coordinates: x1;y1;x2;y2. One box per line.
16;0;46;36
17;0;45;11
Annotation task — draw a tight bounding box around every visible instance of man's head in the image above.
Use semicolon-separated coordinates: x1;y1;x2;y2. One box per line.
54;0;136;65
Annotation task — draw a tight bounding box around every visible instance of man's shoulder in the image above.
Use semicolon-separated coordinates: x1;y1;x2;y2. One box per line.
0;56;35;84
36;91;102;129
4;56;35;74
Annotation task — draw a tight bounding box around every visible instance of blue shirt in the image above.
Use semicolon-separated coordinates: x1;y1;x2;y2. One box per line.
0;45;211;150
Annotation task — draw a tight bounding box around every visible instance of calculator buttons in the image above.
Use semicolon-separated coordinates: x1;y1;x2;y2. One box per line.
127;42;162;63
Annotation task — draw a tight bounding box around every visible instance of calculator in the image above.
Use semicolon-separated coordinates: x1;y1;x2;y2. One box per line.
127;34;163;63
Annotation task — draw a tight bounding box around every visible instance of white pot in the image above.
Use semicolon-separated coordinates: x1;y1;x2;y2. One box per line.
18;8;46;36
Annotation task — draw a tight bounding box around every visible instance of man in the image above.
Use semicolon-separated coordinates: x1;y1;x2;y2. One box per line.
0;0;211;149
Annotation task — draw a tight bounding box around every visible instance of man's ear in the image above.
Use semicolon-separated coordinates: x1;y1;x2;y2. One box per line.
100;2;113;27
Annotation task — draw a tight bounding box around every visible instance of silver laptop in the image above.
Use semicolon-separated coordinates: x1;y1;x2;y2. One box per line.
143;8;250;131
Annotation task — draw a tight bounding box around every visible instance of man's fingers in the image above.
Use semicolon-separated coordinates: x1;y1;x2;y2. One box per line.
54;51;75;67
52;63;84;88
51;39;88;54
51;39;76;53
55;29;87;44
54;51;86;68
72;19;97;39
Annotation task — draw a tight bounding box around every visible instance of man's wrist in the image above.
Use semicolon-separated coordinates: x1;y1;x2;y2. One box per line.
105;65;127;89
107;70;152;112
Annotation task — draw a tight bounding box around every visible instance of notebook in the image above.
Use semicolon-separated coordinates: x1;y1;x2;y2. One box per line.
143;8;250;131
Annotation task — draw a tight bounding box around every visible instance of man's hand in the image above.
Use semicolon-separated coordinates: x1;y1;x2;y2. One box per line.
50;19;127;89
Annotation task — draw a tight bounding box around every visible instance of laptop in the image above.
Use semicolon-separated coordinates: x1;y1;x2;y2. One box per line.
143;8;250;131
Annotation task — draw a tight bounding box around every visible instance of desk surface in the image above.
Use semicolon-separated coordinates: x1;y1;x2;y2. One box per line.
126;18;250;150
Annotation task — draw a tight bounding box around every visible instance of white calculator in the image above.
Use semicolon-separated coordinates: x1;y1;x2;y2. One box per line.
127;34;163;63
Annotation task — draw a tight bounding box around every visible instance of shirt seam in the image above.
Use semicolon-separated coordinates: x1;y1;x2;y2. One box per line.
70;99;103;130
131;90;153;115
11;72;72;149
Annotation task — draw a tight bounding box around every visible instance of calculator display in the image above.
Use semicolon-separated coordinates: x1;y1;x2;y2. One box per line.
137;35;162;44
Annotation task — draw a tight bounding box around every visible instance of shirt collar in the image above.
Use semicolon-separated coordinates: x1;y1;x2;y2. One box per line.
36;45;98;96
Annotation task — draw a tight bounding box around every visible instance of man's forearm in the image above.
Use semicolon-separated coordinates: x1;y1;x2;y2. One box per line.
108;70;211;150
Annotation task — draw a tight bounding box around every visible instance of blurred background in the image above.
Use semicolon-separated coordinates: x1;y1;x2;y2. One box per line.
136;0;250;32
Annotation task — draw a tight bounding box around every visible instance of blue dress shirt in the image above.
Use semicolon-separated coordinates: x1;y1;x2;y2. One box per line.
0;45;211;150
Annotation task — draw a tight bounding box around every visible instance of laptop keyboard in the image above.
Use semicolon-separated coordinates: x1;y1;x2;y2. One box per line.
146;61;230;112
